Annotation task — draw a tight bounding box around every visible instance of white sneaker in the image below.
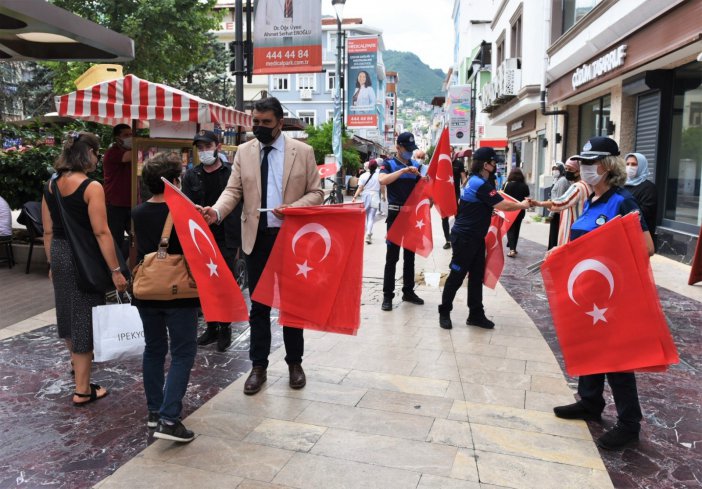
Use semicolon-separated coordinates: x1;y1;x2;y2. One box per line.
365;234;372;244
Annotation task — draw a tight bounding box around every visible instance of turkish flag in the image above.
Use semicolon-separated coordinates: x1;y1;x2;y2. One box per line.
426;128;457;218
252;203;365;335
541;213;678;376
496;192;523;236
163;181;248;323
386;178;433;258
484;213;506;289
317;163;338;179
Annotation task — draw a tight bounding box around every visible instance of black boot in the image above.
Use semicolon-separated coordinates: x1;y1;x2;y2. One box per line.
217;323;232;352
197;323;219;346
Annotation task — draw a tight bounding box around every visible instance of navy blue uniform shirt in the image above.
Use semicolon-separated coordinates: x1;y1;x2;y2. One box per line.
570;186;648;241
452;174;504;239
380;157;421;206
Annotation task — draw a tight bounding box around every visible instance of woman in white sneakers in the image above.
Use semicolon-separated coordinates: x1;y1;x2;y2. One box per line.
352;158;384;244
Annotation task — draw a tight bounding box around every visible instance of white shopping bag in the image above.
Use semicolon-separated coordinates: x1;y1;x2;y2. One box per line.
92;297;144;363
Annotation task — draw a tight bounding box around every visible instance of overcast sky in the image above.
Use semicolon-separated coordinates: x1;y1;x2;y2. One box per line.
320;0;454;72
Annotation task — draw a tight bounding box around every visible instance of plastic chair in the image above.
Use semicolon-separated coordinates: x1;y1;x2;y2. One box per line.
0;235;14;269
17;202;44;274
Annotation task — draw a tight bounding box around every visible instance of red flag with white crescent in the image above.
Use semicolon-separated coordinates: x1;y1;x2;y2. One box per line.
386;178;434;258
163;180;248;323
496;192;523;236
541;213;678;376
317;163;338;179
252;204;365;335
426;128;458;218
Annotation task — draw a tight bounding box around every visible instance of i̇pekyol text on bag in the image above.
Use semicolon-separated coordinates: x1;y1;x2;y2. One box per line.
131;213;198;300
92;293;144;362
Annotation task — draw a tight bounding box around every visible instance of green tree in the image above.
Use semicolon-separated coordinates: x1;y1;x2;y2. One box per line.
47;0;223;94
304;121;360;174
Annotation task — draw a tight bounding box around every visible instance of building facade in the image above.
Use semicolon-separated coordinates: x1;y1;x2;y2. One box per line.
544;0;702;262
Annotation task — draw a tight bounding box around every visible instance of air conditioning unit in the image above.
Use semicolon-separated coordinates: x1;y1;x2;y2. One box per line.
300;88;313;100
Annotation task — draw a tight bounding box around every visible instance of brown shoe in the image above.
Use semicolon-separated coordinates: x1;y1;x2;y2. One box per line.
289;363;306;389
243;366;267;395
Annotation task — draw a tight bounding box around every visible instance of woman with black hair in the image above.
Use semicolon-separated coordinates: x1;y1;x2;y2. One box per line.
41;131;128;406
503;167;530;257
352;70;376;108
352;158;383;243
548;162;570;249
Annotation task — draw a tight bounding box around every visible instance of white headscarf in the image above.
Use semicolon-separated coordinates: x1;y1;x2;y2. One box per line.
624;152;650;186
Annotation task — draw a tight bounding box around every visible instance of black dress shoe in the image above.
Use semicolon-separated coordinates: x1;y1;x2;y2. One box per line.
217;323;232;352
596;425;639;450
553;402;602;421
402;292;424;305
243;366;267;395
381;298;393;311
439;315;452;329
466;316;495;329
197;324;218;346
442;242;451;249
289;363;306;389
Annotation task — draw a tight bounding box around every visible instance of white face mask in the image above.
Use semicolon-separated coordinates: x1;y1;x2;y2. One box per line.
120;137;132;149
626;165;638;180
580;164;605;186
199;150;217;166
552;170;560;178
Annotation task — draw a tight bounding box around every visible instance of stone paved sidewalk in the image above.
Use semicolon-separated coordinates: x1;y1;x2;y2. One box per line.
94;213;613;489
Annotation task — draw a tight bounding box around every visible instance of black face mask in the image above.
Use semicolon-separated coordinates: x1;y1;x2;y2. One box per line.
253;125;278;145
565;171;578;181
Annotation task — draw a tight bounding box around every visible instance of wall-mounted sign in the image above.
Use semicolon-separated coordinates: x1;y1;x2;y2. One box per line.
447;85;471;145
506;111;536;138
571;45;627;90
347;36;379;129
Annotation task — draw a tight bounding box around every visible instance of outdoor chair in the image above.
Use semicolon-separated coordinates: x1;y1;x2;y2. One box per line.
0;235;14;269
17;201;44;274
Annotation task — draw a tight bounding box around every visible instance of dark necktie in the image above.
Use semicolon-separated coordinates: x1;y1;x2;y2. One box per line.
284;0;293;18
259;145;274;230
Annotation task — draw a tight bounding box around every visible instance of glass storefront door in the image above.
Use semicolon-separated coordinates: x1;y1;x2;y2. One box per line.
578;94;611;149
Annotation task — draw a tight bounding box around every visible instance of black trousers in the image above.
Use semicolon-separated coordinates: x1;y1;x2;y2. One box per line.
441;217;450;242
245;230;303;369
506;209;526;251
439;233;485;317
106;205;130;260
383;210;415;299
547;212;561;250
578;373;642;433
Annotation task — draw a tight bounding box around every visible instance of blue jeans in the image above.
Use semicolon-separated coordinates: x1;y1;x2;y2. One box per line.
138;307;198;423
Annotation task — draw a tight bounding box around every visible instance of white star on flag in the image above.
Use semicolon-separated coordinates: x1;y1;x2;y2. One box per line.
296;260;314;278
415;219;425;229
206;258;218;277
585;304;608;324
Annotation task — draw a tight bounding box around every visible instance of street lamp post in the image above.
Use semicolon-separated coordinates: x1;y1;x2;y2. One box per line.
332;0;346;204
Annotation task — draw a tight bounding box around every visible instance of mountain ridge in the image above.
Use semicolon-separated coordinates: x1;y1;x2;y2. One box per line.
383;50;446;103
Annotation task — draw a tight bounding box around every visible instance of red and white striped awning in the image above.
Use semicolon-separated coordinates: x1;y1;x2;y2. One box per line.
54;74;252;127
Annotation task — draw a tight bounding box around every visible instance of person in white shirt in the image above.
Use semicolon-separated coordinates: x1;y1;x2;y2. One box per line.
352;158;384;243
0;195;12;237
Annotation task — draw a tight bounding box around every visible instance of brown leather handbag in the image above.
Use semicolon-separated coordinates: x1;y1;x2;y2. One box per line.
131;213;198;300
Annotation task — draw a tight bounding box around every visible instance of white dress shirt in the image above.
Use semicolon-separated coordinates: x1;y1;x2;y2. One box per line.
261;134;285;228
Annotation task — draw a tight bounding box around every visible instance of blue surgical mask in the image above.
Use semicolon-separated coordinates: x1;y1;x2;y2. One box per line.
400;150;412;160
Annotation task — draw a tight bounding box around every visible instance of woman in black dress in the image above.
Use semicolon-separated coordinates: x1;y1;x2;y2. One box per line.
624;152;658;237
502;167;530;257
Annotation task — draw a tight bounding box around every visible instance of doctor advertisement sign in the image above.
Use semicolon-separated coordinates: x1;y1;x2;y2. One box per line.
447;85;471;145
253;0;322;74
347;36;378;129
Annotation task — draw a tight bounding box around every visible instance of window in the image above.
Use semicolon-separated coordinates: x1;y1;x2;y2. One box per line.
297;110;316;127
496;32;506;67
271;75;289;91
562;0;597;33
297;74;316;91
578;94;611;149
510;14;522;60
326;109;335;122
326;71;336;92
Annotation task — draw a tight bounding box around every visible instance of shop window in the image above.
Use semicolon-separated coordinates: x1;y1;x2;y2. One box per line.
664;63;702;229
578;94;611;149
562;0;598;34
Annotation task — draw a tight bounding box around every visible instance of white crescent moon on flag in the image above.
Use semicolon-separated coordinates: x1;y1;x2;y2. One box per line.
567;259;614;306
486;225;499;249
292;222;332;261
435;154;452;180
188;219;218;256
415;199;431;214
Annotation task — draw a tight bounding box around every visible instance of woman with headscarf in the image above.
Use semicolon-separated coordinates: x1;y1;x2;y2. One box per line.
547;162;570;249
531;157;591;247
624;152;658;237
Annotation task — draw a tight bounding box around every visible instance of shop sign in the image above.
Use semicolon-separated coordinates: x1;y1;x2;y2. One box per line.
571;45;627;90
346;36;379;129
480;58;522;111
447;85;471;145
506;111;536;138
